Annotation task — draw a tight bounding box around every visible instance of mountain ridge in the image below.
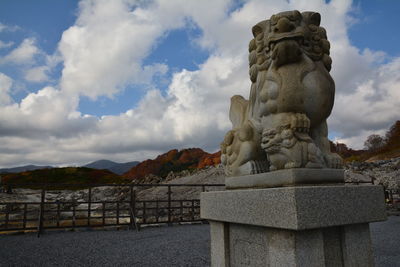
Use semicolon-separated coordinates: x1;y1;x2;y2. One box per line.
123;148;221;180
0;165;53;174
83;160;139;175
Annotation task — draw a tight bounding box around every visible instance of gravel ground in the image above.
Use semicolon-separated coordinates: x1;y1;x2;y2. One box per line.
0;224;210;267
371;216;400;267
0;217;399;267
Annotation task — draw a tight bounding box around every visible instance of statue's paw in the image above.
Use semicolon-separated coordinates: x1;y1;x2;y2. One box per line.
260;138;268;150
284;162;296;169
325;153;343;169
270;165;277;171
221;154;227;166
291;113;310;133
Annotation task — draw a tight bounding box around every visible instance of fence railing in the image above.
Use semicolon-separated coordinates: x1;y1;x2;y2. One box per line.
0;183;225;236
1;182;396;236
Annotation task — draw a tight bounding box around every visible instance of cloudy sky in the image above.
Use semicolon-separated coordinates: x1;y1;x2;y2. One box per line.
0;0;399;168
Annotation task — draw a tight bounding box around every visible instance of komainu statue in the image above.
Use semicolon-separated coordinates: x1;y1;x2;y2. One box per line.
221;10;342;176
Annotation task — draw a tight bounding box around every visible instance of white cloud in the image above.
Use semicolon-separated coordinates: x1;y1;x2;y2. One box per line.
0;85;97;139
24;66;50;83
0;40;14;49
330;57;400;148
0;0;399;167
58;0;187;99
0;23;20;33
0;72;13;106
2;38;40;65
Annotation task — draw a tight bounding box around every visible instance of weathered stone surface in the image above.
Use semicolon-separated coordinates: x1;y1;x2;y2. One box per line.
221;10;342;177
341;224;374;267
229;224;269;266
225;168;344;189
208;222;376;267
201;185;386;230
210;221;230;267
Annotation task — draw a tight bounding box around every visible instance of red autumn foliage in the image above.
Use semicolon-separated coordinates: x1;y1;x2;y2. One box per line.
197;151;221;169
123;148;221;180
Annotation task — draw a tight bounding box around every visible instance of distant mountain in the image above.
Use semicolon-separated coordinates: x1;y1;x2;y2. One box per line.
83;160;139;175
84;160;118;169
0;165;52;174
1;167;129;188
123;148;221;180
108;161;140;175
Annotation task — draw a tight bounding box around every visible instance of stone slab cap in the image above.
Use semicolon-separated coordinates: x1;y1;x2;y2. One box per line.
225;168;344;189
201;185;386;230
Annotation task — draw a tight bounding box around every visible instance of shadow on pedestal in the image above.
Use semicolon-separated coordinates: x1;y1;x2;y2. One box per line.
201;169;387;267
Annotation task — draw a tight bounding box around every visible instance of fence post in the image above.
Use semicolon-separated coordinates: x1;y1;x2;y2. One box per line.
37;187;45;237
129;186;138;231
116;202;120;226
6;184;13;194
155;200;159;223
72;202;76;229
56;201;60;228
23;203;27;229
102;202;105;226
88;187;92;227
167;185;172;226
191;199;195;221
180;200;183;221
143;201;146;224
5;203;11;229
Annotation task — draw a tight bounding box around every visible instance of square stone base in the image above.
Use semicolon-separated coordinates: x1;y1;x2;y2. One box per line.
210;221;374;267
201;184;386;266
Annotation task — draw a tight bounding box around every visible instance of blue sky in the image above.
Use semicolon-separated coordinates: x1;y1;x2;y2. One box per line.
0;0;399;167
349;0;400;57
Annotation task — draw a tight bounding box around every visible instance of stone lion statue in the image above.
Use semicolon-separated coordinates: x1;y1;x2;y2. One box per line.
261;123;325;171
221;10;342;176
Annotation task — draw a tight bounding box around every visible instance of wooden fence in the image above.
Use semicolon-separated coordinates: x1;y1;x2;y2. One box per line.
0;183;225;237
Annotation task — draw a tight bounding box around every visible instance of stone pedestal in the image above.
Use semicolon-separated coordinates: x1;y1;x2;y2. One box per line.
201;171;387;266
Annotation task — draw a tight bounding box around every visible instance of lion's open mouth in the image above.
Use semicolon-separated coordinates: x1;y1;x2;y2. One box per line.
263;143;281;153
266;33;304;68
267;32;304;50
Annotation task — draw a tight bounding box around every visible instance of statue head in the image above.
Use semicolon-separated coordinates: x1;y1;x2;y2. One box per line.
249;10;332;82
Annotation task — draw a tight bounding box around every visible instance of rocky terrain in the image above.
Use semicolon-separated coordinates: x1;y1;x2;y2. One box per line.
0;166;225;226
1;158;398;226
345;157;400;190
0;166;225;204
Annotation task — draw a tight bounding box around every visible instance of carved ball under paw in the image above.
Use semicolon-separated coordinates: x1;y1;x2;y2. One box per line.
290;113;310;133
284;162;297;169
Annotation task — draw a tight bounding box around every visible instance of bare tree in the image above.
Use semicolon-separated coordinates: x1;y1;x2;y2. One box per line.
364;134;385;152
